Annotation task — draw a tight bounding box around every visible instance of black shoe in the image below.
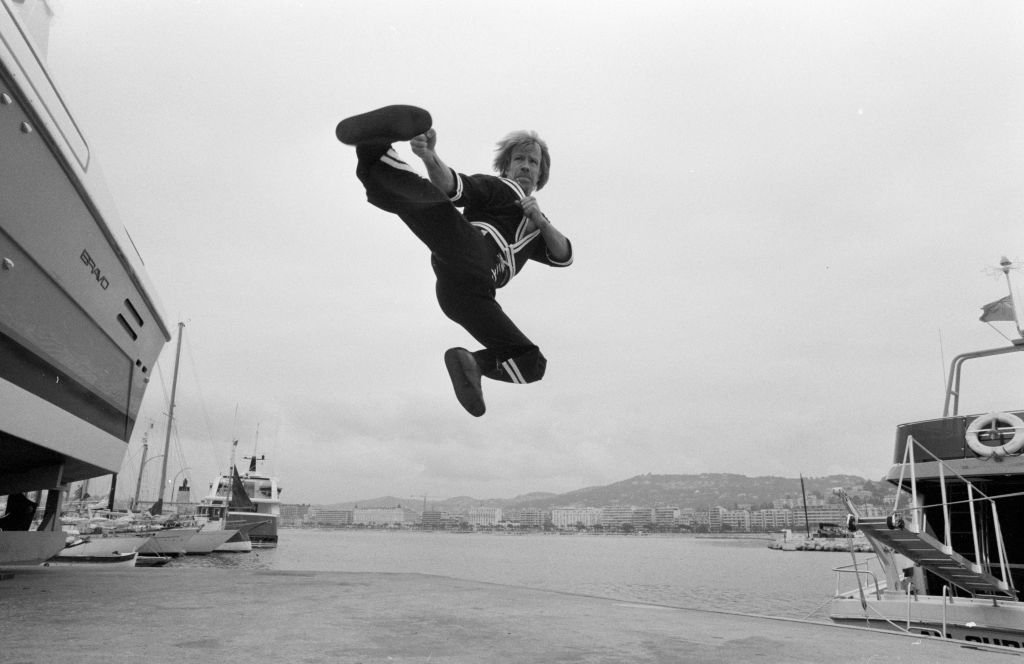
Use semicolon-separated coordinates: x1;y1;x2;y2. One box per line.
336;105;432;145
444;348;485;417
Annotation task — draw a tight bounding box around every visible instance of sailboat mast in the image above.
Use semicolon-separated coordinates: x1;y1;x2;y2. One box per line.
157;322;185;508
132;429;150;511
799;474;811;537
223;438;239;528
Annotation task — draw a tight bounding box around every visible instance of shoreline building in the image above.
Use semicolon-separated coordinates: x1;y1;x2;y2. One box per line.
631;508;655;529
353;506;418;526
722;508;751;532
550;507;602;530
421;510;448;529
600;506;635;530
653;507;679;529
308;507;354;527
467;507;502;527
749;508;792;531
504;508;547;528
790;504;846;529
705;506;726;533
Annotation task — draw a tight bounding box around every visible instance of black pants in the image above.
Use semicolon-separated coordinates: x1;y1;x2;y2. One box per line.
356;148;546;384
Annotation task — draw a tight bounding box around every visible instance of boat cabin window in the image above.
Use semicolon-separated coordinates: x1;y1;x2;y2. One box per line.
197;505;225;519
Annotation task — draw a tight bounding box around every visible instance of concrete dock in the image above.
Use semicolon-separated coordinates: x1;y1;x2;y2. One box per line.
1;566;1022;663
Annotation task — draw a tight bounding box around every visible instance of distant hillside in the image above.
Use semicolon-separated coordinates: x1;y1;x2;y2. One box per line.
501;473;880;511
323;473;889;512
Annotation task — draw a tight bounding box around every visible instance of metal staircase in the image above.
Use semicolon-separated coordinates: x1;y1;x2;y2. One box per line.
854;515;1013;597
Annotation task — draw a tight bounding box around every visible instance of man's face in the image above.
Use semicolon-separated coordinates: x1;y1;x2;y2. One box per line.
507;144;542;195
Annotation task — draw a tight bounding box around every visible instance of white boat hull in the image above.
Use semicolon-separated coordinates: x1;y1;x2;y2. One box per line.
227;512;278;547
0;3;170;492
46;534;145;568
184;528;238;554
215;529;252;553
60;527;198;559
136;528;197;557
0;531;66;566
47;551;138;568
0;0;169;565
831;591;1024;648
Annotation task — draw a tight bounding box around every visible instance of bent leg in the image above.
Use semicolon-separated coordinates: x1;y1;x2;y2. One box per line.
436;279;547;384
356;148;494;282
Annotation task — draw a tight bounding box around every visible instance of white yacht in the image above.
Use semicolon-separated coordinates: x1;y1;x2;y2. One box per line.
0;0;171;565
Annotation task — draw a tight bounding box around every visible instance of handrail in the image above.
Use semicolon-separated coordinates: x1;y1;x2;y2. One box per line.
942;585;951;638
906;582;914;630
891;435;1015;596
969;483;981;567
832;562;883;601
943;344;1024;417
993;503;1010;588
939;460;951;552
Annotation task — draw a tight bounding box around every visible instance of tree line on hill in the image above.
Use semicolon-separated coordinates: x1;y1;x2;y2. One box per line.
324;473;896;513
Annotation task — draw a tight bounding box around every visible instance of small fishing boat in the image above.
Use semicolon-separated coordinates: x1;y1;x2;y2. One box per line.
196;453;281;548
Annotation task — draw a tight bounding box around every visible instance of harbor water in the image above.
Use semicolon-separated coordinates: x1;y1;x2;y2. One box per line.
174;529;853;620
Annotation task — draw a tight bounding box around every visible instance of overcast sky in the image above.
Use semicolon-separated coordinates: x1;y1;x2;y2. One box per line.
33;0;1024;505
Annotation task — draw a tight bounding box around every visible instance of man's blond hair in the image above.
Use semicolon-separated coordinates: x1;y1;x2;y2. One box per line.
492;131;550;191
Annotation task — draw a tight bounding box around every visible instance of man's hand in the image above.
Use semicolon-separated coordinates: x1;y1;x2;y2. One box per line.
520;196;570;261
410;128;454;194
410;129;437;159
519;196;547;227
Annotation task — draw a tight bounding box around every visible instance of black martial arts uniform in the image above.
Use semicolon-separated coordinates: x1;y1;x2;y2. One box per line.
356;146;573;384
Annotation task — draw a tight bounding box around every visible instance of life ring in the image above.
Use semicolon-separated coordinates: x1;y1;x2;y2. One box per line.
966;412;1024;457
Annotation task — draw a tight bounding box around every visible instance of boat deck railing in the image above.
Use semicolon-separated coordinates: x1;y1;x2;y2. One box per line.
943;340;1024;417
893;435;1015;597
832;558;884;601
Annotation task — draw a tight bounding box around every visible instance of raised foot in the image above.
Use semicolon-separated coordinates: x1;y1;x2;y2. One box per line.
444;348;485;417
336;105;432;145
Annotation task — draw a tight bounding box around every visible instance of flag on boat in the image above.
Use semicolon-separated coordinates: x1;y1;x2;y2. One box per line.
979;294;1016;322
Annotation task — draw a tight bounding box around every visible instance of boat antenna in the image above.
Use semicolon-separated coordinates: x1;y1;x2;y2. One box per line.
243;424;265;473
998;256;1024;339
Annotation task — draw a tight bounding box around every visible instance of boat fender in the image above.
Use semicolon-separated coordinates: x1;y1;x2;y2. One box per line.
885;514;904;530
965;412;1024;458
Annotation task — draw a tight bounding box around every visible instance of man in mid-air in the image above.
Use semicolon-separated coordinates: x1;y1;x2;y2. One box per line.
336;105;573;417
